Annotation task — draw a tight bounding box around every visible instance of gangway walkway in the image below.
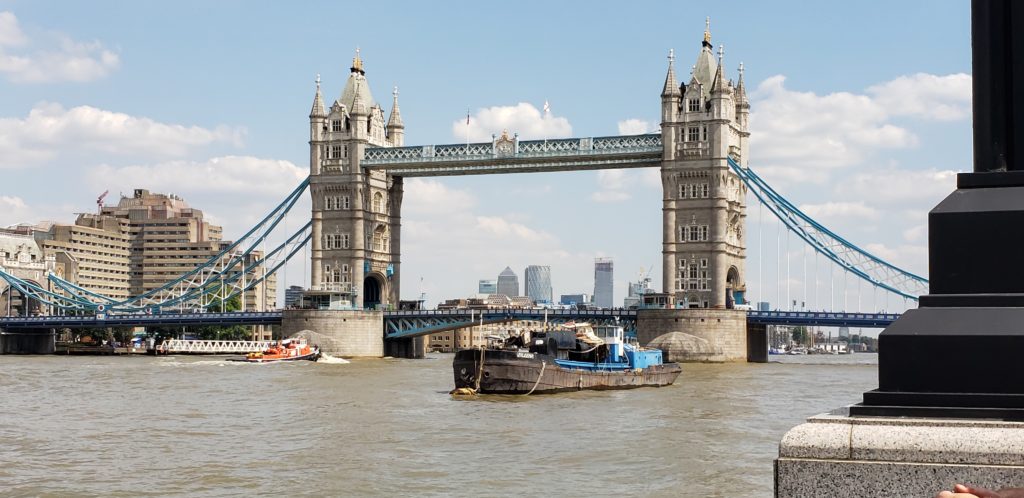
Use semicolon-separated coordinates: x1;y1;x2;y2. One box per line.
158;339;273;354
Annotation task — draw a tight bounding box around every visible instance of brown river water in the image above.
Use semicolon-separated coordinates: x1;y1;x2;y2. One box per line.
0;353;877;497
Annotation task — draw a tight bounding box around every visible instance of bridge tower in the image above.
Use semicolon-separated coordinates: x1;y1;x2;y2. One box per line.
659;20;749;309
308;50;404;309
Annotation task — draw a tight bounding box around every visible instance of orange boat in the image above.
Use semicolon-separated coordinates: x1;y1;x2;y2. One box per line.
236;338;320;363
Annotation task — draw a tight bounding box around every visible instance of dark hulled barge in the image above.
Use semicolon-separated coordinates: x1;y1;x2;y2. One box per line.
453;324;681;394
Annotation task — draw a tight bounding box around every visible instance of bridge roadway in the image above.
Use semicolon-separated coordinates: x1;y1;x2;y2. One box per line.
0;309;900;335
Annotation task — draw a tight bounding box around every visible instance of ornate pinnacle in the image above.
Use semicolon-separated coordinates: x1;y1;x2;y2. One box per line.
704;17;711;44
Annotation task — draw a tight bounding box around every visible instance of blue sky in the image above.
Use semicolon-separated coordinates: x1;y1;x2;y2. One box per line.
0;1;971;312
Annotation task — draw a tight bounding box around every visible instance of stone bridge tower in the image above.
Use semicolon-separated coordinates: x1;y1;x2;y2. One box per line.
660;20;749;309
308;50;404;309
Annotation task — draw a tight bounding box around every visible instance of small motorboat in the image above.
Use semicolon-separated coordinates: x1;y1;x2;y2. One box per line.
230;338;320;363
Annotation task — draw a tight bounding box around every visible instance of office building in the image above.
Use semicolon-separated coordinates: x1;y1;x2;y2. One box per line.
560;293;590;306
523;265;552;304
594;258;613;308
285;285;305;308
496;266;519;297
478;279;497;295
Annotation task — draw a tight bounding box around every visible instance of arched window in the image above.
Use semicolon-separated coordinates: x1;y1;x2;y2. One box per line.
373;225;386;252
373;192;383;213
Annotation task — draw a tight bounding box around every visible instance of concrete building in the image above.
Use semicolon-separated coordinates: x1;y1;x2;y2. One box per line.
496;266;519;297
97;189;275;313
593;258;613;308
307;51;404;310
40;214;131;300
523;265;552;304
478;279;497;294
659;21;748;308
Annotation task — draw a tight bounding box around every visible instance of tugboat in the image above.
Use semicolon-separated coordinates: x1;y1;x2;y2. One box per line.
452;324;681;395
231;338;321;363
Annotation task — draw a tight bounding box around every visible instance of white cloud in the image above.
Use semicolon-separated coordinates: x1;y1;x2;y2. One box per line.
750;75;919;182
89;156;305;196
476;216;551;242
403;178;478;215
0;11;120;83
0;12;27;47
867;73;972;121
453;103;572;142
0;102;245;168
0;195;75;228
0;196;30;227
591;169;632;203
590;168;661;203
617;119;656;135
835;168;958;205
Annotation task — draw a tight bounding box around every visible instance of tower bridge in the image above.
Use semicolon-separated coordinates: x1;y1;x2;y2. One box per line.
1;22;926;359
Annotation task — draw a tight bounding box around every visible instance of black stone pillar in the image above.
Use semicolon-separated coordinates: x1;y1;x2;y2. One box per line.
850;0;1024;419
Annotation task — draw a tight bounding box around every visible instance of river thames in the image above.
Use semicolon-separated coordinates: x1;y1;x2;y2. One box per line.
0;353;877;497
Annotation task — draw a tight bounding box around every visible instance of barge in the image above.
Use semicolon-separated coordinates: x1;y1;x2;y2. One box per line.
453;324;681;394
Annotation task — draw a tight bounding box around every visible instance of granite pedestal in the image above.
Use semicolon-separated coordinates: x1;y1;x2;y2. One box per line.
776;411;1024;497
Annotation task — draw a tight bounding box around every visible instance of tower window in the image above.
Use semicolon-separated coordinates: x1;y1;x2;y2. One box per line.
373;192;384;213
330;145;342;159
702;125;708;141
342;196;350;209
332;120;342;132
687;99;700;112
341;233;350;249
687;127;699;142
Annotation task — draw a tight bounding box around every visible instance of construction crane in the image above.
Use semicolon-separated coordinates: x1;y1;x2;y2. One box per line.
96;190;109;214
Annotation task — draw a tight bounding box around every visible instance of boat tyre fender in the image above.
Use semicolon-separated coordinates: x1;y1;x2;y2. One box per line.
523;361;546;396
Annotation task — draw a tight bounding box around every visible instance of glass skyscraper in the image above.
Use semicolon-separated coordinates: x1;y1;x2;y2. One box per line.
478;279;497;294
524;265;552;304
496;266;519;296
594;258;614;308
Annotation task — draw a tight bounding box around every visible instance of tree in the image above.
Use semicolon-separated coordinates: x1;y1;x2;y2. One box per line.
791;326;810;346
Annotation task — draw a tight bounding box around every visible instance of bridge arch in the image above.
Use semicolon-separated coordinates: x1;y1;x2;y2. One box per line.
363;271;387;309
726;266;741;308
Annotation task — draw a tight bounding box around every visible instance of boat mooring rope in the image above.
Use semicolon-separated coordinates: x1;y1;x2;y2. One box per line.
523;361;546;396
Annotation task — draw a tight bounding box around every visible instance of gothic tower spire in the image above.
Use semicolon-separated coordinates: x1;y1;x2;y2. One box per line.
310;73;326;118
387;85;405;147
662;49;681;97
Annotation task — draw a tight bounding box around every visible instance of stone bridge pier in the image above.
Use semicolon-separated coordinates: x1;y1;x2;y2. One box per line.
0;329;56;354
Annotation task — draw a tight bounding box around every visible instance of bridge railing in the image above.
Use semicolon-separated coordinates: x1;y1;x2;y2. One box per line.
384;308;638;318
363;134;662;165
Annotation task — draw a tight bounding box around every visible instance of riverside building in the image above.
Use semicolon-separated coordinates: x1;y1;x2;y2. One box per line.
40;214;131;300
100;189;275;312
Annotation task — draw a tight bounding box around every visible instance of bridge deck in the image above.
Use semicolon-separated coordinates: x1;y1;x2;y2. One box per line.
362;134;662;177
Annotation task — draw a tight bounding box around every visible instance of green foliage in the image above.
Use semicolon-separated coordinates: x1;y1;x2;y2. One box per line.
791;326;810;346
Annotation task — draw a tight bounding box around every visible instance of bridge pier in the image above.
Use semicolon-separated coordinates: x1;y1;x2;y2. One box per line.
745;322;768;363
281;309;384;357
637;308;748;362
0;329;56;354
383;336;426;359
